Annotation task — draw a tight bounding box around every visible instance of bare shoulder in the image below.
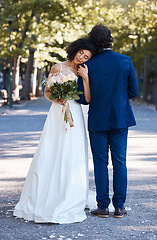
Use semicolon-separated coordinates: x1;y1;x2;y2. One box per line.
48;61;69;77
49;63;61;75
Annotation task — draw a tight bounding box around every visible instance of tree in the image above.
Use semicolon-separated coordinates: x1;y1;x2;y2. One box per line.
0;0;156;103
0;0;72;100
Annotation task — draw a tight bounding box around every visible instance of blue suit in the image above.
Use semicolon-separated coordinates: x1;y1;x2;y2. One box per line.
77;50;138;209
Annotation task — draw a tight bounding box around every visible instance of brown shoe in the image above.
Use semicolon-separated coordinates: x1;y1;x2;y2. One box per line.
114;208;127;218
91;208;109;218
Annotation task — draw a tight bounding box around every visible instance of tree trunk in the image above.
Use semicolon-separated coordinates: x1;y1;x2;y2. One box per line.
153;80;157;104
143;56;148;102
2;68;9;93
36;68;42;97
12;11;35;101
12;56;20;101
136;67;140;99
21;48;35;100
152;59;157;104
32;59;38;97
135;34;141;99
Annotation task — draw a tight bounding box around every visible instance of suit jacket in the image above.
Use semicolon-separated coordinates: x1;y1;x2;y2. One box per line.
77;50;139;131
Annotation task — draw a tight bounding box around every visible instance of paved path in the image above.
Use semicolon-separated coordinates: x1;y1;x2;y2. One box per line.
0;97;157;240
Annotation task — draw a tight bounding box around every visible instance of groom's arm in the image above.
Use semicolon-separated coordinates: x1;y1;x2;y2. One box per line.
76;76;89;105
128;59;139;99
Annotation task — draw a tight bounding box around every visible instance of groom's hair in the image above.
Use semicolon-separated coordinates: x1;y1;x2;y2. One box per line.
67;37;97;61
88;24;113;53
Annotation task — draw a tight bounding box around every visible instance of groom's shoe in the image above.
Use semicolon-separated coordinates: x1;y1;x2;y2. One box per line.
91;208;109;218
114;208;127;218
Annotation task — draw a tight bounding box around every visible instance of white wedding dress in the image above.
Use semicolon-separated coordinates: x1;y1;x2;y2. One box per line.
13;81;89;224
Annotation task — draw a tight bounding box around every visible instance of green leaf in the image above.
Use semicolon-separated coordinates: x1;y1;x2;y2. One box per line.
50;94;56;100
72;94;80;100
70;110;74;122
62;93;66;98
64;111;68;123
77;91;83;95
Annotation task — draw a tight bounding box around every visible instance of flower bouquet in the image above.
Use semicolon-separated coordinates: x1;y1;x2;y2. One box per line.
46;71;83;128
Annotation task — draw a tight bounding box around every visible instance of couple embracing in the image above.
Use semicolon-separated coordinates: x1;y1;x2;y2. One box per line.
13;24;138;223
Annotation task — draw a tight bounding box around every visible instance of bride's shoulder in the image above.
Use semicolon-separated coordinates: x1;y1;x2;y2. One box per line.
50;61;67;74
50;63;61;73
48;63;62;77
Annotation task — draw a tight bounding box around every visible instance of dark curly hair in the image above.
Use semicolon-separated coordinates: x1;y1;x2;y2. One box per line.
66;37;97;61
88;24;113;53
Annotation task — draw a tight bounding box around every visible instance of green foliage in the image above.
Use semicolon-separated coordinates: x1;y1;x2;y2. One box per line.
49;80;83;101
0;0;156;75
0;0;72;65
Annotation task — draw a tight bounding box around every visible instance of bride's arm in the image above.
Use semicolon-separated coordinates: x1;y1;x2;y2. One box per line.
44;64;66;105
77;64;91;103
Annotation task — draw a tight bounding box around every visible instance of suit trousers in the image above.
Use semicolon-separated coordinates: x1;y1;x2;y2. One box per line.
89;128;128;209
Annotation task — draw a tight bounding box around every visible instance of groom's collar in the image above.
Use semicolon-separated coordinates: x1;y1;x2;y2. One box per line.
103;48;112;51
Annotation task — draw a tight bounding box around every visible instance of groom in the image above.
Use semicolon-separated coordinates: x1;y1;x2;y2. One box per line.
77;24;138;218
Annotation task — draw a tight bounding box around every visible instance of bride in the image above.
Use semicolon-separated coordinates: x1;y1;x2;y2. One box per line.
13;37;97;224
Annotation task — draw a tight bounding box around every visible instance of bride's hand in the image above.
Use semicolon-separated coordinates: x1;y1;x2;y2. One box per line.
53;98;66;106
59;98;67;106
77;64;91;103
77;64;88;80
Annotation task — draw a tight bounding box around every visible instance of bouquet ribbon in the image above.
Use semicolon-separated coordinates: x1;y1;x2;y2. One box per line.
62;102;74;129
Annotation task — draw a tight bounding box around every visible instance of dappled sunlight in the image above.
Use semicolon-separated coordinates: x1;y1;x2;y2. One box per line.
0;177;25;193
0;98;157;239
127;133;157;158
7;109;49;116
0;131;42;160
0;115;47;133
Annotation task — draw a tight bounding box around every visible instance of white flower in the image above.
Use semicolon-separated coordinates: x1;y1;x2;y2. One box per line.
62;75;69;83
68;73;76;81
47;76;56;87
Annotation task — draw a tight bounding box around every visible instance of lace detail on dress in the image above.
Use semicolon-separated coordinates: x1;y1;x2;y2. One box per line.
48;62;78;81
59;62;78;78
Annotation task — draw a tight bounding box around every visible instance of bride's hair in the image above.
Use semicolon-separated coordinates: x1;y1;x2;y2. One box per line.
67;37;97;61
88;24;113;53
